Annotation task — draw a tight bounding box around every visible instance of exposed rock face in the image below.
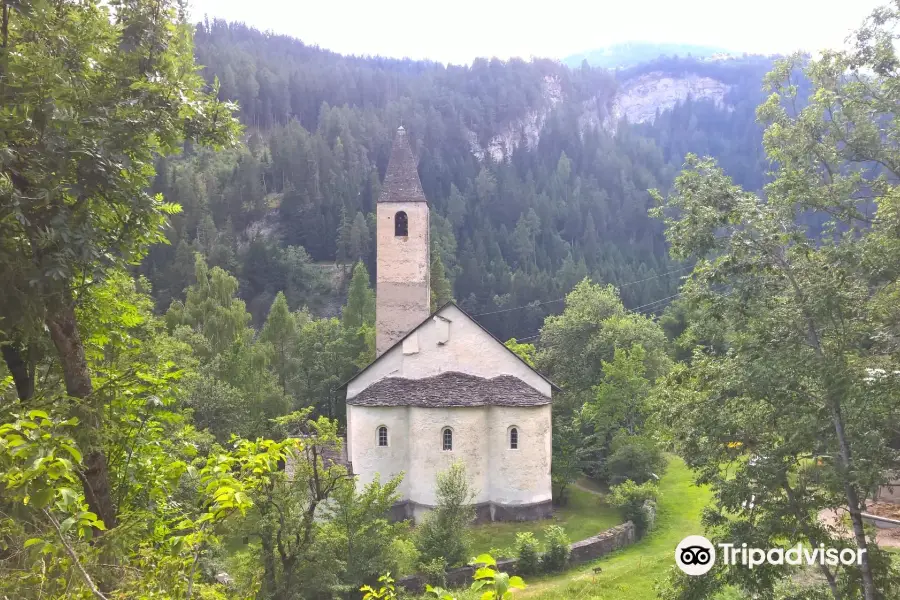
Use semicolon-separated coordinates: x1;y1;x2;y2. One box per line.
469;75;563;162
608;72;732;126
468;70;733;161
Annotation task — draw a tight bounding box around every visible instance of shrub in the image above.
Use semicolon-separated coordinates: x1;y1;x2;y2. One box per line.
389;538;419;576
514;532;540;575
420;557;447;588
540;525;570;573
605;433;666;485
608;479;659;537
415;461;476;567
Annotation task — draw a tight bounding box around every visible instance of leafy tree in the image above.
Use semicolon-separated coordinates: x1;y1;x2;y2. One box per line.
416;461;476;568
319;474;408;594
166;255;253;358
651;9;900;590
583;345;652;439
0;0;239;530
503;338;536;367
550;417;583;505
537;279;672;398
244;412;351;599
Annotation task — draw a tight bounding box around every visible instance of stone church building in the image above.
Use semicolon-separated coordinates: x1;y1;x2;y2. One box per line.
343;126;554;523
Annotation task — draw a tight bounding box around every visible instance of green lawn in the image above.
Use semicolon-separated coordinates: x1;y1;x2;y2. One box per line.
437;456;710;600
468;485;623;557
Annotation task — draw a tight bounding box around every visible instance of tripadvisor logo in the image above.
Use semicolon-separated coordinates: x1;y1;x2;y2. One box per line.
675;535;716;576
675;535;867;576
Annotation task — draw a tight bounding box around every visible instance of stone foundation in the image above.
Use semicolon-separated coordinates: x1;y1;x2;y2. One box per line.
389;499;553;524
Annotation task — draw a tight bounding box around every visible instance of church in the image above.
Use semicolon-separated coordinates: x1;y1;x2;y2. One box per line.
343;126;555;523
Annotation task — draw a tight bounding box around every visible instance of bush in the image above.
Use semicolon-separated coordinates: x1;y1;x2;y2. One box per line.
606;433;666;485
540;525;570;573
514;532;540;575
415;461;476;567
389;538;420;577
608;479;659;537
419;557;447;588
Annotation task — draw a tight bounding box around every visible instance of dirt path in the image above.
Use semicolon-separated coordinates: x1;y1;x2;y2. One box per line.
573;479;605;497
818;508;900;548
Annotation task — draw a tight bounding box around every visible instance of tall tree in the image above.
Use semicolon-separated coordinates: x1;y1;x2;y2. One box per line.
0;0;239;530
260;291;298;394
342;262;375;331
652;13;900;587
430;253;454;311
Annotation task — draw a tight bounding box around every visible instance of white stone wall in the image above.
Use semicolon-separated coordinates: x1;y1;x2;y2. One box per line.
348;304;552;399
347;405;411;498
487;405;552;505
346;403;552;509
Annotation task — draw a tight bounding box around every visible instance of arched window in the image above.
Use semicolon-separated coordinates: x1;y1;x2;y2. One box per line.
395;211;408;236
378;426;388;447
509;427;519;450
442;427;453;451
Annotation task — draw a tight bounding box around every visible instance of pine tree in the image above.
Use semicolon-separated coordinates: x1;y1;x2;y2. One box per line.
260;291;298;394
342;262;375;331
430;253;453;311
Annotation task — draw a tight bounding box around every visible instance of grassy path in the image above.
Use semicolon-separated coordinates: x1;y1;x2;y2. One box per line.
516;456;709;599
469;485;621;556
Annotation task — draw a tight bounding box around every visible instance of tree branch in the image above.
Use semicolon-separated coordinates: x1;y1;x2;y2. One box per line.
43;509;109;600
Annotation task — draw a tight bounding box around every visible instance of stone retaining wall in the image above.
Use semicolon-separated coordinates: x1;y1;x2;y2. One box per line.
398;521;635;593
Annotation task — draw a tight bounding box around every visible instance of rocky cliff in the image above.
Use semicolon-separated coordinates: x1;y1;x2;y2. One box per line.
469;69;734;160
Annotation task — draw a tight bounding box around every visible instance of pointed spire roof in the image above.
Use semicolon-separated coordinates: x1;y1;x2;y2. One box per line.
378;126;427;203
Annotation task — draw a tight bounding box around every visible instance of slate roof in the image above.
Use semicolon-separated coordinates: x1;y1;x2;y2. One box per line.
346;371;551;407
378;126;426;203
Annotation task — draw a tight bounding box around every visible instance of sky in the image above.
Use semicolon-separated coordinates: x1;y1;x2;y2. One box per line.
188;0;885;65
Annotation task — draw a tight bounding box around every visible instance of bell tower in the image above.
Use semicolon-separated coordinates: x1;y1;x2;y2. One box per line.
376;126;430;356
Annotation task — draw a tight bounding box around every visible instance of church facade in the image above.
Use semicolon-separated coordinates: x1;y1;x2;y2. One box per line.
344;126;554;523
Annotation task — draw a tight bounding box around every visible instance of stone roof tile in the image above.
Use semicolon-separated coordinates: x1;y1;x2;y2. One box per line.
347;371;550;407
378;126;426;203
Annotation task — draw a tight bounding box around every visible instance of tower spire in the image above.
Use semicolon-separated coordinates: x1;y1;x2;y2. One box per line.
375;126;431;356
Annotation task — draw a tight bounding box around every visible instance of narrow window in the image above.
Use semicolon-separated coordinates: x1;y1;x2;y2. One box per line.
442;427;453;451
378;426;388;447
510;427;518;450
395;211;408;236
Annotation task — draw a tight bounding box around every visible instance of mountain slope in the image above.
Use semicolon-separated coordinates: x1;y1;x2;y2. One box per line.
141;21;775;341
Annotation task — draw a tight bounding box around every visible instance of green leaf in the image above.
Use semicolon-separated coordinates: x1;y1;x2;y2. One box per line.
471;553;496;567
24;537;43;548
61;444;83;463
59;516;76;535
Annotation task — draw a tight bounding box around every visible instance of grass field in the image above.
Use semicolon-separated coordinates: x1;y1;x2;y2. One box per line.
468;485;622;557
437;456;710;599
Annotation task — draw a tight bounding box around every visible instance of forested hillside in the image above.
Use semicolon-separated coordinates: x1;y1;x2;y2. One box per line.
140;20;777;340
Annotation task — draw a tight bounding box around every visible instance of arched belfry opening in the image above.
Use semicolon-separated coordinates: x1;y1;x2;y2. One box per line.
395;211;408;236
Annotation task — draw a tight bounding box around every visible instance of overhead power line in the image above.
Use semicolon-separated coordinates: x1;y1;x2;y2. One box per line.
470;265;692;318
501;291;686;345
